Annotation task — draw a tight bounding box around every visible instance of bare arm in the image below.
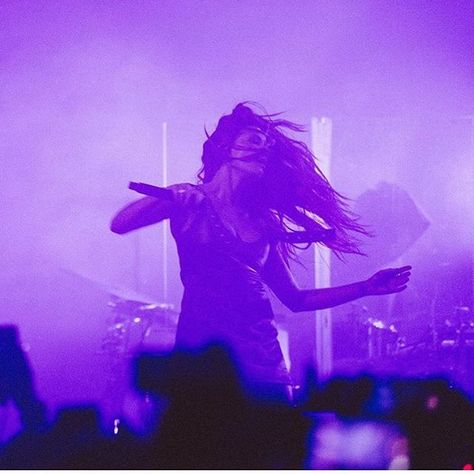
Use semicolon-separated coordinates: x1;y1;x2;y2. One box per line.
263;245;411;312
110;196;175;234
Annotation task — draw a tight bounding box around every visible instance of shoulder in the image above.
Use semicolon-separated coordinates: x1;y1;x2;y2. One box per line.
168;183;208;237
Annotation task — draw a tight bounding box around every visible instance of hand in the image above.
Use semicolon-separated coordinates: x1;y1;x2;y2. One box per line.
167;184;205;207
363;265;412;296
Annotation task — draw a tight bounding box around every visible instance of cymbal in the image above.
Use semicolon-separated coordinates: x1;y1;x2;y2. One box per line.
108;298;177;317
61;268;160;303
60;267;174;310
107;286;159;305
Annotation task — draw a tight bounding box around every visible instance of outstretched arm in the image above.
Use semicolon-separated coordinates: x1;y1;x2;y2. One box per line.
263;245;411;312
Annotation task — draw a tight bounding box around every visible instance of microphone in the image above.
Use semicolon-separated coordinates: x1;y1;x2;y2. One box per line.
128;182;174;200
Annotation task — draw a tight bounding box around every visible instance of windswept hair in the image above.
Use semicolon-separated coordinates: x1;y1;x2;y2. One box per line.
199;102;369;260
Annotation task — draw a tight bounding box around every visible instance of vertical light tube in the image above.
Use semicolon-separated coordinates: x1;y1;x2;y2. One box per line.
162;122;168;302
311;117;333;380
133;233;141;292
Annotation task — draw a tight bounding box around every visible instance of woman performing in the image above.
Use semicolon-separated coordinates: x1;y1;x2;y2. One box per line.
110;103;411;403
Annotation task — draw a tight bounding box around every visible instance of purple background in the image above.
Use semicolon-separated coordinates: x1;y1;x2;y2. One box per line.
1;0;473;434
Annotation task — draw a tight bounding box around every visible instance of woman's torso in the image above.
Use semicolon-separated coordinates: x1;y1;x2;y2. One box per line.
169;184;290;385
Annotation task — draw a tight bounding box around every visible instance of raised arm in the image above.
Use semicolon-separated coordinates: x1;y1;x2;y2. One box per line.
110;195;175;234
263;245;411;312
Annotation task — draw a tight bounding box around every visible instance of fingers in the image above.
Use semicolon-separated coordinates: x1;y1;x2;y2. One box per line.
395;265;412;273
374;270;410;283
369;265;411;295
185;190;205;206
168;184;205;207
394;273;410;282
378;266;412;281
380;265;412;274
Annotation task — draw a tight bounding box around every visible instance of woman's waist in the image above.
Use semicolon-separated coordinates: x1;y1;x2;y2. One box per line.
179;286;275;333
181;283;269;307
177;244;267;274
181;269;267;295
176;311;279;350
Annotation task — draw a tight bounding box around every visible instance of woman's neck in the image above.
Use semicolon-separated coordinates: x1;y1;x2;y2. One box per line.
202;162;247;205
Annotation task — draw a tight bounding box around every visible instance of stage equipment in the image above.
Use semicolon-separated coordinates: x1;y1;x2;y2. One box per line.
333;303;474;398
354;181;430;268
99;291;177;434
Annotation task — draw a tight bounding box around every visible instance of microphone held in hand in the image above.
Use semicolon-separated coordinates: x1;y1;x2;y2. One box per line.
128;182;174;200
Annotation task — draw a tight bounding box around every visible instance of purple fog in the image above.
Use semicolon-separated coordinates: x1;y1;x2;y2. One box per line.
1;0;473;467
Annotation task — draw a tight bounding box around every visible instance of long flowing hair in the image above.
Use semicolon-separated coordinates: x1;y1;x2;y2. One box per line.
198;102;369;260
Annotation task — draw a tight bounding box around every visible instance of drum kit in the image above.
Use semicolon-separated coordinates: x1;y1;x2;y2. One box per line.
101;289;178;359
97;286;179;434
336;303;474;396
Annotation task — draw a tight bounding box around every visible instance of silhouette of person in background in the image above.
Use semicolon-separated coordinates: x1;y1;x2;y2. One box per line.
111;103;411;402
0;325;47;433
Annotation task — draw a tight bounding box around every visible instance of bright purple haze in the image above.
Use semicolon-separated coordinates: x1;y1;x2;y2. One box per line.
1;0;472;435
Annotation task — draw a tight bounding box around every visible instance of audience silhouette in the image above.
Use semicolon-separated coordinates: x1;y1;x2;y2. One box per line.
0;325;472;469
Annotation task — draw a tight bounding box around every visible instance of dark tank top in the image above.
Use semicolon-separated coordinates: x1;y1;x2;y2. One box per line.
170;185;290;385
